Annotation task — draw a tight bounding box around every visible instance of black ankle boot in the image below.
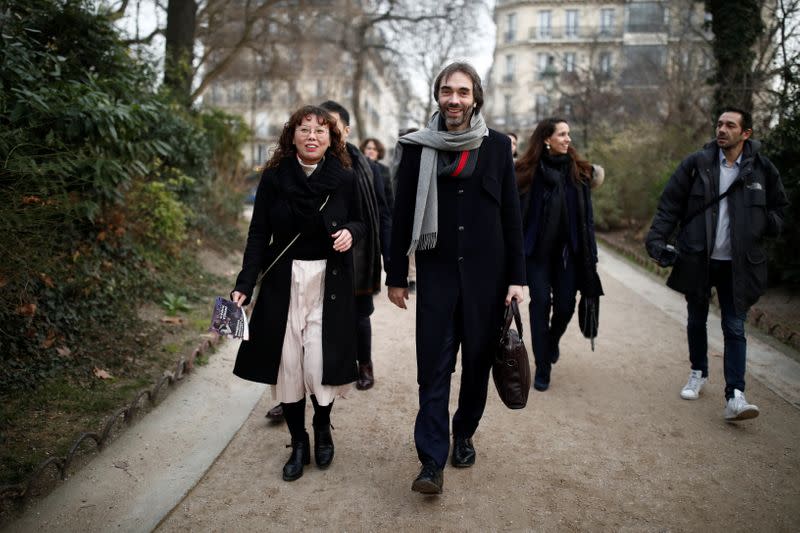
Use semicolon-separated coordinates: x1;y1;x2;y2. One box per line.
282;432;310;481
313;425;334;468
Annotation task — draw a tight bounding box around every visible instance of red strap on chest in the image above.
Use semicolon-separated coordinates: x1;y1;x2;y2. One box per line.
451;151;469;177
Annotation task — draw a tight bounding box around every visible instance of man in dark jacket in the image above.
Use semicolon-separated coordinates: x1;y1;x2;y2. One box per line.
646;107;788;421
320;100;390;391
387;62;525;494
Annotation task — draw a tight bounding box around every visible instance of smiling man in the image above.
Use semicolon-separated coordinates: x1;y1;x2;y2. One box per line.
646;106;788;422
387;62;525;494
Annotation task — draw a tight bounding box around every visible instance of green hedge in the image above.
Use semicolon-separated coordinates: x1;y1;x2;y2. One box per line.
0;0;248;391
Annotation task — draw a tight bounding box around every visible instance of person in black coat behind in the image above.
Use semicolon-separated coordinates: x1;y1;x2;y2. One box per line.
321;101;390;392
230;105;365;482
516;117;602;392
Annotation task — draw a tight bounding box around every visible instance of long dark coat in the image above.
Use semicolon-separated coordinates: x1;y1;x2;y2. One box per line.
646;139;788;314
386;129;526;382
519;160;601;296
231;155;365;385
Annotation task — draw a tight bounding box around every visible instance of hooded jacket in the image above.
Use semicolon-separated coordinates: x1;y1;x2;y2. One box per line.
646;139;788;313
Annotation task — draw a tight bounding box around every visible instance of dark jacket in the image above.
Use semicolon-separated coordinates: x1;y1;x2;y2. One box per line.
519;158;600;295
231;155;365;385
348;143;382;295
368;158;392;268
387;129;526;381
646;139;788;313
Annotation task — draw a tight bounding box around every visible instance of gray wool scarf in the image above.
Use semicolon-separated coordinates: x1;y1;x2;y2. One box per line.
396;110;488;254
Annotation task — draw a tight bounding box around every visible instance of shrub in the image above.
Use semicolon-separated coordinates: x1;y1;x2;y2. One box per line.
0;0;249;391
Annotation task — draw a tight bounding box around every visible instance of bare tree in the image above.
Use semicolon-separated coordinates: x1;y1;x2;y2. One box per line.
406;0;490;124
315;0;478;138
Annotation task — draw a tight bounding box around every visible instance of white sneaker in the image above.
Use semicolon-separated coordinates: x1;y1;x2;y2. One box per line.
724;389;760;421
680;370;707;400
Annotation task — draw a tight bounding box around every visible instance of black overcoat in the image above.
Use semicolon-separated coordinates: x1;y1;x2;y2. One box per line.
231;156;365;385
386;129;526;382
646;139;788;314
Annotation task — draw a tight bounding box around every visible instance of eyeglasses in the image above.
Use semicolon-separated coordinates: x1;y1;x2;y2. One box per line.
296;127;329;137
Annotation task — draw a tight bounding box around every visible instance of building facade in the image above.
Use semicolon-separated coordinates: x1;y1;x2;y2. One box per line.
486;0;713;143
201;2;404;169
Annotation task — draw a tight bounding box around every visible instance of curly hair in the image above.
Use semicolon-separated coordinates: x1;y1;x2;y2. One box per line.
359;137;386;160
515;117;592;192
265;105;351;169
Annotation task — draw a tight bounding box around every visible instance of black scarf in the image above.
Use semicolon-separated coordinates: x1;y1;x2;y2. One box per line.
275;155;345;231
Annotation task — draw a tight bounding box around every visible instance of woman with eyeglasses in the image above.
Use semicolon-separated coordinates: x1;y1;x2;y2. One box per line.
230;105;365;481
515;118;604;392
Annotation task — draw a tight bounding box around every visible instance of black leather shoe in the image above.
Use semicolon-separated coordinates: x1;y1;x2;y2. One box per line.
356;362;374;390
313;425;334;468
533;367;550;391
265;404;284;422
411;461;443;494
282;432;310;481
451;436;476;468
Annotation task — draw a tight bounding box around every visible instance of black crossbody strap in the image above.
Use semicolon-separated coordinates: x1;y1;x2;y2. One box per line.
682;175;743;226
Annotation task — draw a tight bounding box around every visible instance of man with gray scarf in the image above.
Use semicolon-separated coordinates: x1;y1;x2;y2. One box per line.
387;62;525;494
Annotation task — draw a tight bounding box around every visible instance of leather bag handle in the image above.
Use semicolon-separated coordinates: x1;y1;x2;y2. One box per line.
500;298;524;339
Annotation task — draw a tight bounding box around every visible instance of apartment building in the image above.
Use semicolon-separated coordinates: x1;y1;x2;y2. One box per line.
486;0;712;141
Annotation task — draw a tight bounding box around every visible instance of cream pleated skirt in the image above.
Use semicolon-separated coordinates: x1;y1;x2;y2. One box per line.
271;259;351;406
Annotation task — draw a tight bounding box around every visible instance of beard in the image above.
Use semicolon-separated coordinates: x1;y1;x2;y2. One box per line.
440;103;473;129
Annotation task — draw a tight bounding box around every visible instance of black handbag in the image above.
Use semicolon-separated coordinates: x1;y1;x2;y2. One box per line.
492;299;531;409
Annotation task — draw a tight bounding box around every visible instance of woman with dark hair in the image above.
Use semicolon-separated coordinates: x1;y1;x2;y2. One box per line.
230;105;365;481
359;136;394;210
516;118;603;391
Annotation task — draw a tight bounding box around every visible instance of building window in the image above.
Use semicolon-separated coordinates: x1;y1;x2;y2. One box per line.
538;10;552;39
565;10;579;38
600;8;615;35
257;144;268;164
537;53;549;76
504;94;512;124
621;45;666;86
316;79;325;98
505;12;517;42
504;54;515;83
627;2;666;33
564;52;576;73
256;79;271;103
563;102;573;119
230;81;245;103
535;94;550;120
210;84;223;105
599;52;612;76
255;111;269;138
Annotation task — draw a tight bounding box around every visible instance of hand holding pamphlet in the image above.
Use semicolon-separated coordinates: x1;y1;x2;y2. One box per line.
209;297;249;340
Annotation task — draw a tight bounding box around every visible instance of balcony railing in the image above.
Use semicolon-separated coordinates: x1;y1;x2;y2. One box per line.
528;25;623;41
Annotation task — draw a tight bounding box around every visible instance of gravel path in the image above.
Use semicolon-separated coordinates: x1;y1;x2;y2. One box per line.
155;249;800;532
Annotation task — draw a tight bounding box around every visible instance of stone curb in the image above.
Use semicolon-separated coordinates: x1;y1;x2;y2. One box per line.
596;233;800;352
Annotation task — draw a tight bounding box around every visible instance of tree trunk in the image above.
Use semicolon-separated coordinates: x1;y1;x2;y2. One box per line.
164;0;197;106
351;49;366;141
705;0;763;114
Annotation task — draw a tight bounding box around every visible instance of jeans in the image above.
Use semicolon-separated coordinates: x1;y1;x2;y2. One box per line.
686;260;747;399
526;248;578;381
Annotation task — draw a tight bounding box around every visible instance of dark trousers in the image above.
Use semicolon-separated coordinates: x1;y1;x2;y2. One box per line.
686;259;747;399
355;294;374;365
415;295;492;469
526;249;578;380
